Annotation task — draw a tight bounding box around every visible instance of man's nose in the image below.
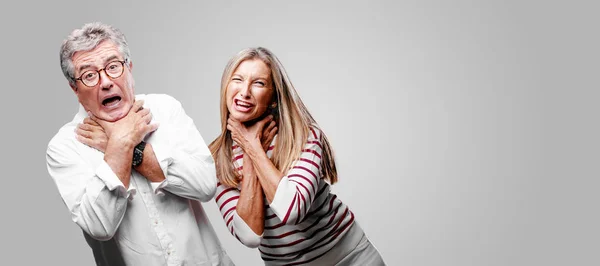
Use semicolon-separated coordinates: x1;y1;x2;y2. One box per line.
98;70;114;90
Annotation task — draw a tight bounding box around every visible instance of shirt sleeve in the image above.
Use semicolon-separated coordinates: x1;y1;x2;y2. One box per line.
269;127;324;225
149;95;217;202
46;135;132;241
215;182;262;248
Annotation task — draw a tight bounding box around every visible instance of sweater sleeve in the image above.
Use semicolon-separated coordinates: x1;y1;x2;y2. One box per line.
269;127;324;225
215;182;262;248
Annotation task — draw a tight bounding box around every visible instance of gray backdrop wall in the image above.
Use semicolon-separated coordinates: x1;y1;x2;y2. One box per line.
1;0;598;265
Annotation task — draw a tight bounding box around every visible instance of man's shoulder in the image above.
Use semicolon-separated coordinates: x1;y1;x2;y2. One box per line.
138;94;187;120
138;93;182;107
47;120;78;157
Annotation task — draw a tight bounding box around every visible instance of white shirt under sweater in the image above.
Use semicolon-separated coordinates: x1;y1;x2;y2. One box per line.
47;94;233;266
215;127;363;265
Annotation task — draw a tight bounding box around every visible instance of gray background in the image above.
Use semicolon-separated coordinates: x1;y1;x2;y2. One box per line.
1;0;598;265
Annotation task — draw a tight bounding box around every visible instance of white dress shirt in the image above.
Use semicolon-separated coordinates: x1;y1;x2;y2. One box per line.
47;94;234;266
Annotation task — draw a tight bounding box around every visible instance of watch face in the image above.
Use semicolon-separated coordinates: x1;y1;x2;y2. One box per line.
132;141;146;166
132;147;143;166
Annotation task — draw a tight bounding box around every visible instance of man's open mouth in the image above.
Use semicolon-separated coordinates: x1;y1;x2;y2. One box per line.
102;96;122;106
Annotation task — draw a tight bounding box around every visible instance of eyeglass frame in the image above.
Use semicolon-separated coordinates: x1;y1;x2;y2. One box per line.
73;60;128;87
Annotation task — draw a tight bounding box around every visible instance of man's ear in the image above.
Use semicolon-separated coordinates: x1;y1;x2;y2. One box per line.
128;61;133;72
69;82;78;94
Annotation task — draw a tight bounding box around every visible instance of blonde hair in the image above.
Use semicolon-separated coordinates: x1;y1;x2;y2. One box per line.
210;47;338;188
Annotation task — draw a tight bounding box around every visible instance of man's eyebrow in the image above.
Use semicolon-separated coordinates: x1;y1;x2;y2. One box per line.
76;55;121;75
103;55;120;64
77;64;92;75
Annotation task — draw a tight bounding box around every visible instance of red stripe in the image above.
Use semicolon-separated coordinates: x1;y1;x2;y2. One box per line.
219;196;239;211
306;140;322;150
263;196;338;240
232;145;238;150
302;149;321;159
290;180;311;210
216;187;235;202
259;201;343;250
233;154;243;162
223;206;236;219
299;158;320;170
292;166;318;181
288;174;316;195
226;215;234;228
259;208;354;265
303;193;334;222
281;194;297;224
265;221;286;230
260;206;355;263
328;207;348;234
295;193;302;224
282;214;355;266
268;145;274;151
332;211;354;239
309;127;318;139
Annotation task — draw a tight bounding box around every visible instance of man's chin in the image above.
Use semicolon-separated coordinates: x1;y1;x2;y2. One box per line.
98;104;134;122
98;111;126;122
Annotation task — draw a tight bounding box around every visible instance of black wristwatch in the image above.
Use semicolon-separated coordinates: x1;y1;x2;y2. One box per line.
132;141;146;167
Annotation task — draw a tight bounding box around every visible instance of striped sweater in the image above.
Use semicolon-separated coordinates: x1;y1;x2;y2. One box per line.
215;127;356;265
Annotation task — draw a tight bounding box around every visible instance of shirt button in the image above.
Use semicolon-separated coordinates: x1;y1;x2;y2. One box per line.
154;220;158;225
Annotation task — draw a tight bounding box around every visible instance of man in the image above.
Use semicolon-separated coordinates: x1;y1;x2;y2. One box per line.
46;22;233;265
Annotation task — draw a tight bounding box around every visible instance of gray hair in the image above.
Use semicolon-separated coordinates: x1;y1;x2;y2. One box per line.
60;22;131;85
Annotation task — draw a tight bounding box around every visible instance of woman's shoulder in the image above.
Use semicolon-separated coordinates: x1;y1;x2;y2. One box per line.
307;124;323;141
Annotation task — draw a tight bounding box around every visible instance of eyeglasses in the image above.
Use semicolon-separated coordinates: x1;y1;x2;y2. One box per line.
74;60;126;87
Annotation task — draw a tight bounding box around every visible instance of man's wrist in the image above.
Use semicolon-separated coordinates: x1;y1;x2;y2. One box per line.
132;141;146;167
110;137;137;150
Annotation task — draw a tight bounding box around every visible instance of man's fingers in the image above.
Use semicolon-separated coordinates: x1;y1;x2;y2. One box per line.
75;134;91;145
87;112;107;128
137;108;151;117
78;124;91;132
144;114;153;125
146;122;160;134
139;109;152;124
131;100;145;113
76;127;91;138
87;112;97;122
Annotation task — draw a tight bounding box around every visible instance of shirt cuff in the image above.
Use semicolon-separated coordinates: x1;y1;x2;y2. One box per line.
150;141;173;178
95;160;137;200
232;213;262;246
150;180;168;196
268;177;296;219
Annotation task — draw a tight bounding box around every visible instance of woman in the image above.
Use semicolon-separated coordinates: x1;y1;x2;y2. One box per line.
210;47;385;265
